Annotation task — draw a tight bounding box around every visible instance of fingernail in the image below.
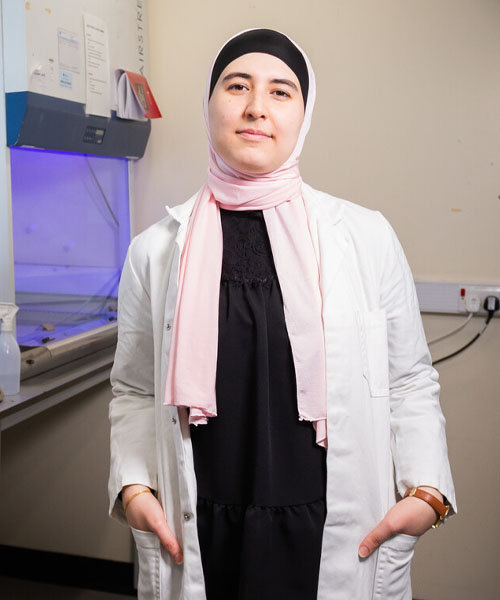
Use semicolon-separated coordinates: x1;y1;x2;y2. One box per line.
174;553;183;564
358;546;369;558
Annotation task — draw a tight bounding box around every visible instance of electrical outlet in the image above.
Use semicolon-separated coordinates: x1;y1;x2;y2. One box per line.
415;281;500;317
459;285;500;316
464;293;480;313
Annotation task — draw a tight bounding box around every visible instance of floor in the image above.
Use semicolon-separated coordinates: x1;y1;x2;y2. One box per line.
0;576;136;600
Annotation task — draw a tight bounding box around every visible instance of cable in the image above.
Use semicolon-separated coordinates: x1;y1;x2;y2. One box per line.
432;296;499;366
427;312;474;345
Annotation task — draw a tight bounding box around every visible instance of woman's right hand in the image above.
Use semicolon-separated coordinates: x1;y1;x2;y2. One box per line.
122;484;184;565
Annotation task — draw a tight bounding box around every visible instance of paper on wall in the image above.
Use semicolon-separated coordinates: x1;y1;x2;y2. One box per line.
58;28;80;74
58;28;79;92
83;13;110;117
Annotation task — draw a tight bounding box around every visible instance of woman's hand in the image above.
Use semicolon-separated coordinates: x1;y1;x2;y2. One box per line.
358;486;443;558
122;484;184;564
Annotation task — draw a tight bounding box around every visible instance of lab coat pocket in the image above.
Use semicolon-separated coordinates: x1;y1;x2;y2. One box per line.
373;533;419;600
359;308;390;397
131;527;161;600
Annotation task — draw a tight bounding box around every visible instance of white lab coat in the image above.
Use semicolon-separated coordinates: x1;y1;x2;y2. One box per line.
108;182;457;600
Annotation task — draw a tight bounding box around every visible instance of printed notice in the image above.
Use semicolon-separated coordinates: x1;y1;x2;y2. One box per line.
59;69;73;90
58;28;80;74
83;13;110;117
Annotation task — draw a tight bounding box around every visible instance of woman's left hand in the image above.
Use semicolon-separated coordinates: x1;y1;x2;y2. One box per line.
358;486;443;558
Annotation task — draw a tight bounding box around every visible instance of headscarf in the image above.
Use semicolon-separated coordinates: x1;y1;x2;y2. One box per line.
163;28;328;449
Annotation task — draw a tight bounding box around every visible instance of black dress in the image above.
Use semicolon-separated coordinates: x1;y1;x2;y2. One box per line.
189;208;327;600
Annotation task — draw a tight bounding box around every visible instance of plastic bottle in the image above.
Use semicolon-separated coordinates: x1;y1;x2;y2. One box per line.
0;302;21;396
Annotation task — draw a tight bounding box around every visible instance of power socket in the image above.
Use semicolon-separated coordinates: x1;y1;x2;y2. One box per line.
464;293;480;313
460;285;500;316
415;281;500;317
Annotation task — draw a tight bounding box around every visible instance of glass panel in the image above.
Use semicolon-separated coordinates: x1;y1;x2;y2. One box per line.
10;148;130;349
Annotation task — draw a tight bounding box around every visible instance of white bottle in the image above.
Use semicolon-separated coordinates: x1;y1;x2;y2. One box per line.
0;302;21;396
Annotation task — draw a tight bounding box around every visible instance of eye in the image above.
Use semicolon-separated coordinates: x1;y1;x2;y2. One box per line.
228;83;248;91
272;89;291;98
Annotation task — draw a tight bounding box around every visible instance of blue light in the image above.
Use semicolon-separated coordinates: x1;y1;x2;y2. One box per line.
10;147;130;346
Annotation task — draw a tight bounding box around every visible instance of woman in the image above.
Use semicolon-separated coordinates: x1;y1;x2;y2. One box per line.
108;29;456;600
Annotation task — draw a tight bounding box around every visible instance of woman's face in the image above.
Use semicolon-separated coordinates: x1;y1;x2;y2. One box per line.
208;52;305;174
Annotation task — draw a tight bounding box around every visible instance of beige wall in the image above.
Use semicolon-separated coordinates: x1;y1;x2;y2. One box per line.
416;314;499;599
137;0;500;284
139;3;500;597
1;1;498;598
0;382;133;563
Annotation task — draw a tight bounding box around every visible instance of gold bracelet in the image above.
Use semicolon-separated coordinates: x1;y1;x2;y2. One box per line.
124;488;152;513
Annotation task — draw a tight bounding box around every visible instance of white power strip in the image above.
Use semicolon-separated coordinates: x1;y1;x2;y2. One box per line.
415;281;500;317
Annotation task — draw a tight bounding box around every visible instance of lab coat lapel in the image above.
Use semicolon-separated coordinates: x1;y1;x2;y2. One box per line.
164;192;198;283
302;183;352;314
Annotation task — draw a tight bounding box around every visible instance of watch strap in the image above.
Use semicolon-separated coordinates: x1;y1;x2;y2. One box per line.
404;486;450;528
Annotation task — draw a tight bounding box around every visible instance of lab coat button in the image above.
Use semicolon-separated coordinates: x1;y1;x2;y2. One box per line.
166;323;171;331
172;417;177;424
183;513;192;521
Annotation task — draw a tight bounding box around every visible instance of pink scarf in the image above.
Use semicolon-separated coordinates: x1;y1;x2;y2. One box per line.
163;29;327;448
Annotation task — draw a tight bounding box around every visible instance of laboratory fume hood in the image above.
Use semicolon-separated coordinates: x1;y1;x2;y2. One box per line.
0;0;151;385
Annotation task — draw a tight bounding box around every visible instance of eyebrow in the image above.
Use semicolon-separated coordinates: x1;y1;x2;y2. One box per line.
221;72;298;91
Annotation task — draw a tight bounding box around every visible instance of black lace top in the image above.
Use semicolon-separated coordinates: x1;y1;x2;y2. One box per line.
189;208;327;600
219;208;278;287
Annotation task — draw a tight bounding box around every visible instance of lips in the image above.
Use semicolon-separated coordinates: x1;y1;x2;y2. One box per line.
237;129;272;140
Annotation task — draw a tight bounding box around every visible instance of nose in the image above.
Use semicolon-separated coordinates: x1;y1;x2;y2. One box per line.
244;89;267;120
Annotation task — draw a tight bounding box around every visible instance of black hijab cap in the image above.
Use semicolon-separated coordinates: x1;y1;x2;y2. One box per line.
209;29;309;108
